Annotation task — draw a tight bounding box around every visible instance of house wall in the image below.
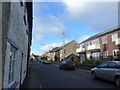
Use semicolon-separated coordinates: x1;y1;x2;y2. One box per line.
3;2;29;88
0;2;2;89
78;28;120;63
47;52;55;61
60;41;79;61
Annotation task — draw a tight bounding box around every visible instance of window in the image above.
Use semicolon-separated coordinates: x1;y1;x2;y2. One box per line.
64;50;66;54
20;0;23;6
103;51;108;58
112;33;118;42
23;16;26;25
102;37;107;44
92;52;100;61
113;49;119;57
99;62;109;68
108;62;117;68
8;46;17;84
86;42;90;47
92;40;99;45
80;44;84;48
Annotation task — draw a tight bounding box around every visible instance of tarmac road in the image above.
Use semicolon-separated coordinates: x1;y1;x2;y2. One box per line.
22;61;119;88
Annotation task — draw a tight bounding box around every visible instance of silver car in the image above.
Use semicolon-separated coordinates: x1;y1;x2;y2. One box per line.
91;61;120;87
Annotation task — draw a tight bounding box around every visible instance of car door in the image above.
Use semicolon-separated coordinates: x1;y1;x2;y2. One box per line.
95;62;109;79
107;62;119;81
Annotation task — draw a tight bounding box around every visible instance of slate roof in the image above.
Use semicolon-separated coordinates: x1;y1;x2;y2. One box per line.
80;27;120;44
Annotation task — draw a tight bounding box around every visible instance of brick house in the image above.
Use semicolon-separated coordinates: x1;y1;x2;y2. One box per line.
76;27;120;63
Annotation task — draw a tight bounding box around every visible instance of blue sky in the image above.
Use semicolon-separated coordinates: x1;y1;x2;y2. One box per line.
31;0;118;55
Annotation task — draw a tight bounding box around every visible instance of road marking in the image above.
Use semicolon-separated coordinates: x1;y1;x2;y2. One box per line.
39;81;42;88
39;84;42;88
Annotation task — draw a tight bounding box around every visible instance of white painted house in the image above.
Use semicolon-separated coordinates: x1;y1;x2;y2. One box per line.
0;1;33;89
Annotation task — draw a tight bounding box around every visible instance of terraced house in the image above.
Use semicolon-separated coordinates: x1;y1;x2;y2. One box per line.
47;40;79;62
0;1;33;89
76;27;120;63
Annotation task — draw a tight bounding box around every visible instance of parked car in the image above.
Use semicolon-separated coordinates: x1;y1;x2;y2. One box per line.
43;60;51;64
40;60;46;63
91;61;120;87
59;60;75;70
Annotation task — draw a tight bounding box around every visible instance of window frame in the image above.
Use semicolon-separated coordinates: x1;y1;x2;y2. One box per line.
112;49;119;58
99;62;109;68
112;33;118;42
103;51;108;58
102;37;107;44
8;46;17;84
92;39;99;45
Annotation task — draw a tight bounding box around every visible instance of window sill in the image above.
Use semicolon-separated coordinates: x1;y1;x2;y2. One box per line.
8;81;18;89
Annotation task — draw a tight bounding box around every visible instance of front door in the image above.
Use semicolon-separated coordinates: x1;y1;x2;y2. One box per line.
80;54;85;63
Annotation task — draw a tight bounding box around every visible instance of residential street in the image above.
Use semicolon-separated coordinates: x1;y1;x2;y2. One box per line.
22;61;118;88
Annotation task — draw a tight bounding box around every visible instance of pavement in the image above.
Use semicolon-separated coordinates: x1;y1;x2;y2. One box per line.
21;61;118;88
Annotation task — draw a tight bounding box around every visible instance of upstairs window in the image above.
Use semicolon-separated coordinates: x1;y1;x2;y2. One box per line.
112;33;118;42
86;42;90;47
80;44;84;48
64;50;66;54
102;37;107;44
20;0;23;6
92;39;99;45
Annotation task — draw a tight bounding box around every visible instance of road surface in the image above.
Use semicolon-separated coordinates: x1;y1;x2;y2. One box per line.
22;61;118;88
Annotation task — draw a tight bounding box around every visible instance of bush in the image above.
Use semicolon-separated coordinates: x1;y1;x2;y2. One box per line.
94;60;101;65
82;60;93;65
73;60;79;64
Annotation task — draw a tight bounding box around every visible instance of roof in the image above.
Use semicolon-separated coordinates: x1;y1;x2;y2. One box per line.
49;47;62;53
48;40;78;53
80;27;120;44
64;40;78;47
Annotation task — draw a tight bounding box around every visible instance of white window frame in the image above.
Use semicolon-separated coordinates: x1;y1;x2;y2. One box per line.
103;51;108;58
102;37;107;44
8;46;17;84
92;39;99;45
80;43;84;48
112;33;118;42
92;52;100;61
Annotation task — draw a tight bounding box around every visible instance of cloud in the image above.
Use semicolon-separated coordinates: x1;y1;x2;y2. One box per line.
32;14;66;43
78;35;90;42
63;1;118;32
40;42;63;52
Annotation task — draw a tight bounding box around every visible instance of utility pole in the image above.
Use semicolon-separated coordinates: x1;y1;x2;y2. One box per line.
62;32;65;60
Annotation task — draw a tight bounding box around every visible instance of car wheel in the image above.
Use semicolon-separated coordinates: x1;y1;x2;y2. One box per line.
91;72;97;80
115;77;120;87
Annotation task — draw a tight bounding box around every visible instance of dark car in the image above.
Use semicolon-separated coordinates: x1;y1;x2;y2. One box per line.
91;61;120;87
59;60;75;70
40;60;46;63
43;60;51;64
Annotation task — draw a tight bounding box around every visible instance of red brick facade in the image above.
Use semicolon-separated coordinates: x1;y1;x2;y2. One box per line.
77;28;120;63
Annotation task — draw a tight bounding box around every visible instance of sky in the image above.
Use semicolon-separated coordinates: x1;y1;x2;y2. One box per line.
31;0;119;55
